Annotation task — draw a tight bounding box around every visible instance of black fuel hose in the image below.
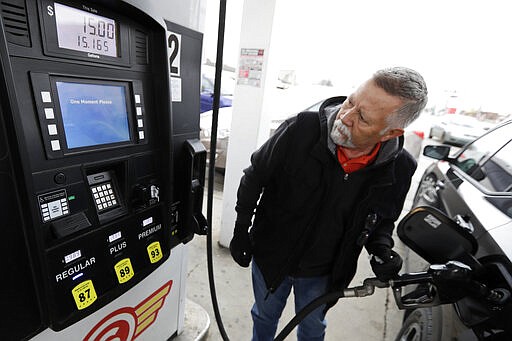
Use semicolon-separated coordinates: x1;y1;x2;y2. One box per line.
273;278;388;341
273;291;345;341
205;0;230;340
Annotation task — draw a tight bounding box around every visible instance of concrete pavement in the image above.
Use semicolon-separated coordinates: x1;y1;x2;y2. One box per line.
180;141;432;340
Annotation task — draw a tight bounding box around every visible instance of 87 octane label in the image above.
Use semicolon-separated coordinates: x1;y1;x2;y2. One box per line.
72;280;97;310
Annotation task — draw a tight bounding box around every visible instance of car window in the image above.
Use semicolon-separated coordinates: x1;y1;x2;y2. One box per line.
478;141;512;193
482;142;512;218
452;121;512;217
454;121;512;174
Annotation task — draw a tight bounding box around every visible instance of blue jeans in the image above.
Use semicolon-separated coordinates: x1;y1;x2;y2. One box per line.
251;261;329;341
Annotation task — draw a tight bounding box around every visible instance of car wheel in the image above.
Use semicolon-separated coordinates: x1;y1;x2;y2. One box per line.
412;173;439;207
395;308;437;341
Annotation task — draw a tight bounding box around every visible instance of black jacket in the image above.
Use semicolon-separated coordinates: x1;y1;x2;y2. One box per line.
235;96;417;295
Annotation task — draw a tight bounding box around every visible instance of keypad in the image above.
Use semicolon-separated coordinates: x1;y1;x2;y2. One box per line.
91;182;118;211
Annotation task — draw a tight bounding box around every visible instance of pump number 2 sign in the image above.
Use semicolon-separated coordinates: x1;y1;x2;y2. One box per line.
167;31;181;77
167;30;182;102
72;280;97;310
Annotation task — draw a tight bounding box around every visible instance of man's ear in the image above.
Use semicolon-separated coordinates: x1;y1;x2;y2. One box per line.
380;128;404;142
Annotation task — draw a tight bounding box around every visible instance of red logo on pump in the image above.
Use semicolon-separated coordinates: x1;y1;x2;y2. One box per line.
83;280;173;341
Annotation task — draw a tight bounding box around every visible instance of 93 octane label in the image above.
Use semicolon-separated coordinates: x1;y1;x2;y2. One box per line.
114;258;134;284
147;241;162;263
72;280;97;310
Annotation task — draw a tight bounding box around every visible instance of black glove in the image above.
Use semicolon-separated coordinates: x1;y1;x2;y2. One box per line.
229;225;252;267
369;245;403;281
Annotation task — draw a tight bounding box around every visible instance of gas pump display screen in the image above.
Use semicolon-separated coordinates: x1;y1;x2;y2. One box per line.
55;81;131;149
54;2;118;57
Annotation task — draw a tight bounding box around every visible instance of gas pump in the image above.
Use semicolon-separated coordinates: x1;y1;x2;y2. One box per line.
0;0;206;340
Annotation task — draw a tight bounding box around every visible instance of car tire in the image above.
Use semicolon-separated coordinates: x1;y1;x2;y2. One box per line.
395;308;438;341
412;173;439;207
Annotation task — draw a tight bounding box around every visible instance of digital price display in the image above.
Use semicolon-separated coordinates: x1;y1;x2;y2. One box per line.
54;3;117;57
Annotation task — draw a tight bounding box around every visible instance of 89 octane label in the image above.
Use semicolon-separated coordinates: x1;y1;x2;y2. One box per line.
114;258;134;284
72;280;97;310
147;241;162;263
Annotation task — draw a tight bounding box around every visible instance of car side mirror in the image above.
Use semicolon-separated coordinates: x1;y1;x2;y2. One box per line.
423;145;451;160
397;206;480;269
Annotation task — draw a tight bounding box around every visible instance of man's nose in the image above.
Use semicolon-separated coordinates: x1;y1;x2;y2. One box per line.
341;108;356;126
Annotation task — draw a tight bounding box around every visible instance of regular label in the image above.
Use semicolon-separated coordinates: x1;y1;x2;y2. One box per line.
114;258;134;284
147;241;162;264
72;280;97;310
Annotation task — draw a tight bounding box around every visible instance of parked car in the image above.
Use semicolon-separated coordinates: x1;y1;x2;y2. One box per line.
200;70;235;113
428;113;495;146
395;120;512;340
402;112;432;159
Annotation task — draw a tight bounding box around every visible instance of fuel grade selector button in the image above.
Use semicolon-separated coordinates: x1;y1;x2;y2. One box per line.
147;241;163;264
72;279;97;310
114;258;134;284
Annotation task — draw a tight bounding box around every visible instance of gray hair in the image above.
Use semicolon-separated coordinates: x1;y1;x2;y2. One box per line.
372;67;428;128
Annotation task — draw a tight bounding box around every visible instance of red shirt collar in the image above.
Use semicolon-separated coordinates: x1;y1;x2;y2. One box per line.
336;142;382;173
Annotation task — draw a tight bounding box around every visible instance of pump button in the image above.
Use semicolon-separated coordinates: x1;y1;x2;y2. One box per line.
51;140;61;151
44;108;55;119
41;91;52;103
47;124;58;135
72;280;97;310
114;258;134;284
54;172;66;184
147;241;163;263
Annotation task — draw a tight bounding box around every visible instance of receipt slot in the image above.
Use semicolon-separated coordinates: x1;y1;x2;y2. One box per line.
0;0;205;340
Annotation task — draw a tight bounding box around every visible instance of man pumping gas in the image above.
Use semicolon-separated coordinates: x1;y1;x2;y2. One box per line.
230;67;428;341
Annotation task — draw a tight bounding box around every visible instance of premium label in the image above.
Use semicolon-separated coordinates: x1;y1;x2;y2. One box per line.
147;241;162;264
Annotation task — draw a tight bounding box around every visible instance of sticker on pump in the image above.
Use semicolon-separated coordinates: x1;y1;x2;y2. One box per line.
83;280;173;341
114;258;134;284
147;241;162;263
72;279;97;310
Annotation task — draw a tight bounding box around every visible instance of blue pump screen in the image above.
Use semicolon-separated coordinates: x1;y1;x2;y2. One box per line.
56;81;130;149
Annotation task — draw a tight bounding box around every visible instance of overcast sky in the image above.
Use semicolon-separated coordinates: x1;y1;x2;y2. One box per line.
203;0;512;113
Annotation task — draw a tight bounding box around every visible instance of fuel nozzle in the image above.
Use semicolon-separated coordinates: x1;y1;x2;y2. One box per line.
133;183;160;207
150;184;160;203
343;277;389;298
429;261;472;278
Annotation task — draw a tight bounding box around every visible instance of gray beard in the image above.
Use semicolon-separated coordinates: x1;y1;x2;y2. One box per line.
330;119;355;148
